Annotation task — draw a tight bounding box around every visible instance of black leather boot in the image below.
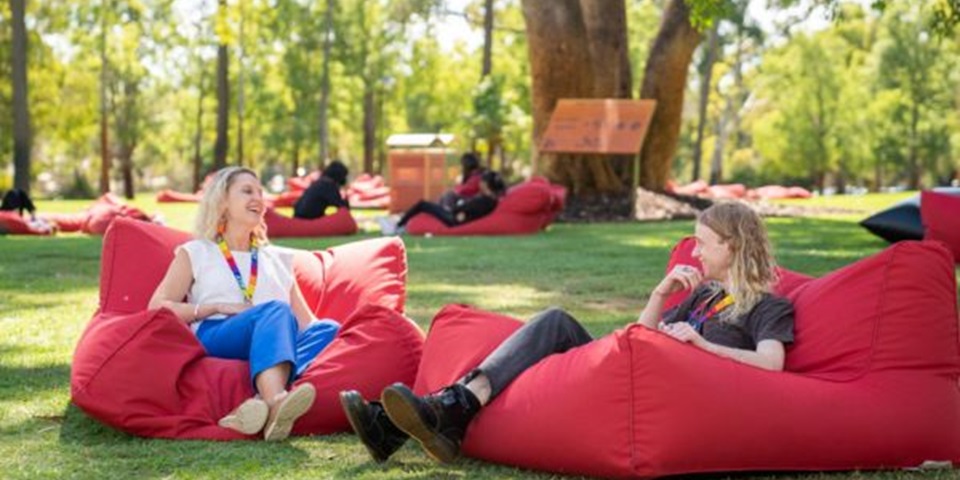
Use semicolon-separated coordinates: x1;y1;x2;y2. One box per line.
339;390;409;462
380;382;481;463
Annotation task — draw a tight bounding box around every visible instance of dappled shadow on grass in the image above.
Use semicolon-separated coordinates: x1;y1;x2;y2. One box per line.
0;344;71;404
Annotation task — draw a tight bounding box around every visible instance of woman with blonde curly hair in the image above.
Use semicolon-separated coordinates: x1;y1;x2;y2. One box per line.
150;167;341;441
340;201;795;463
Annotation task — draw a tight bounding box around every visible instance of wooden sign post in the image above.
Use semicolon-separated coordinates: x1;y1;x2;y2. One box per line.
538;99;657;192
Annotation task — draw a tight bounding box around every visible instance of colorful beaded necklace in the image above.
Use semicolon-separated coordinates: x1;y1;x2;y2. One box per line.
216;230;258;304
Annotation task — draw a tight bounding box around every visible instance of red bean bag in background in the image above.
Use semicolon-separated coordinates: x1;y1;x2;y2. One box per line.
156;189;201;203
0;211;55;235
263;207;357;237
287;171;321;192
38;212;87;232
414;240;960;478
72;218;421;440
706;183;747;199
921;190;960;262
405;177;566;236
267;191;302;208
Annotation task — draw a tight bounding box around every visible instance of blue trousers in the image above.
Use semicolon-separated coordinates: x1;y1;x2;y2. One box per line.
195;300;341;390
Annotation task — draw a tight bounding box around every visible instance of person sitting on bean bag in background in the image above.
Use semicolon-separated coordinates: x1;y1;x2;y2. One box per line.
378;170;506;236
438;152;486;210
149;166;341;441
1;188;54;233
345;202;794;462
293;160;350;219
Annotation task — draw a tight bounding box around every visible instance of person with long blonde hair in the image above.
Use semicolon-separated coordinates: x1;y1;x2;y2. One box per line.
150;167;341;441
340;201;794;463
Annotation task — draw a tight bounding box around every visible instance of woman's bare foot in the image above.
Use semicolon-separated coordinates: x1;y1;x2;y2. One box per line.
263;383;316;441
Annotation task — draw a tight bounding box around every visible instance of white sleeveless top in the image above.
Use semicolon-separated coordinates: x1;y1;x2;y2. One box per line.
178;239;296;333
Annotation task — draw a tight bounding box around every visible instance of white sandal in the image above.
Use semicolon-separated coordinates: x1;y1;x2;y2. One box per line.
263;384;316;441
218;397;269;435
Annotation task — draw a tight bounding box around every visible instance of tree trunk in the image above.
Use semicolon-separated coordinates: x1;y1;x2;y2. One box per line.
907;100;921;189
318;0;334;168
193;60;206;192
521;0;620;194
235;0;245;167
709;94;731;185
362;82;375;174
214;0;230;170
638;0;702;191
11;0;32;193
482;0;494;76
692;23;718;183
99;0;110;194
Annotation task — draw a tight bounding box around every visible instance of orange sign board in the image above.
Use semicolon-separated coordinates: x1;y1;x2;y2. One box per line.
539;99;657;154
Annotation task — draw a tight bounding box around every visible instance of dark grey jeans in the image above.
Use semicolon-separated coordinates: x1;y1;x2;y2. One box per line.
465;307;594;400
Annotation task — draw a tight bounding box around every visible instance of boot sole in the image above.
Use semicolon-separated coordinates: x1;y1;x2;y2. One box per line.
381;386;459;463
339;391;390;463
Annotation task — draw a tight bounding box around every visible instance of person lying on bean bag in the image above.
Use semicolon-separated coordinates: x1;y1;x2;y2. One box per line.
342;202;795;462
379;170;506;236
149;166;339;441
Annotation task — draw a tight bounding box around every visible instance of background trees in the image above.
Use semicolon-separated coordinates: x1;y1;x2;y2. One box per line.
2;0;959;198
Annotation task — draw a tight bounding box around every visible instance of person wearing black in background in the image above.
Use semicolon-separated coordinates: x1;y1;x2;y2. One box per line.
438;153;485;210
293;160;350;219
379;170;506;236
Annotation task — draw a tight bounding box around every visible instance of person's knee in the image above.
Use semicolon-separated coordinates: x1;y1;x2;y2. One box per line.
257;301;297;324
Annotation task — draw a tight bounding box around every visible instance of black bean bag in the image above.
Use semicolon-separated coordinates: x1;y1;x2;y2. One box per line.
860;188;960;243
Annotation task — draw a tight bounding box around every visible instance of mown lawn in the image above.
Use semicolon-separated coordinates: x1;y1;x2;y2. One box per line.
1;194;956;479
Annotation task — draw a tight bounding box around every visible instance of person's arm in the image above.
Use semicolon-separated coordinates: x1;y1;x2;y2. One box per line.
660;321;786;371
147;248;248;324
453;196;496;223
636;264;703;329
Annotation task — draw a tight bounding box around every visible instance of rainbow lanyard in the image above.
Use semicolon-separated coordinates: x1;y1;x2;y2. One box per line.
217;235;258;303
686;292;734;332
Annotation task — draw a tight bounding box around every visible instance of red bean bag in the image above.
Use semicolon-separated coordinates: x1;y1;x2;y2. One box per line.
263;207;358;238
72;218;422;440
268;191;302;208
706;183;747;199
666;179;709;196
288;171;321;192
405;177;566;236
414;240;960;478
156;189;201;203
39;212;87;232
0;211;55;235
83;201;152;235
921;190;960;262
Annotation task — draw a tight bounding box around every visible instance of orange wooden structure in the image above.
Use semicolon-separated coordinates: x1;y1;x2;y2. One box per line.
386;134;455;213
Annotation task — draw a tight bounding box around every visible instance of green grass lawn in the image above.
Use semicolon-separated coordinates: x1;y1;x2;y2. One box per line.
1;194;956;479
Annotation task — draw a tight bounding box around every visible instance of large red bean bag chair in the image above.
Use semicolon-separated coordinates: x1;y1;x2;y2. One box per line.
288;171;321;192
83;201;152;235
405;177;566;236
38;212;87;232
666;179;709;196
921;190;960;262
267;191;302;208
156;189;201;203
0;211;55;235
71;218;422;440
263;207;357;238
414;240;960;478
706;183;747;199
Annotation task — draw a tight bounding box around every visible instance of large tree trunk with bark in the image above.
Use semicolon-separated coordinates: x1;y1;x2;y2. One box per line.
482;0;494;76
98;0;110;194
11;0;32;193
521;0;623;194
193;66;205;192
638;0;702;191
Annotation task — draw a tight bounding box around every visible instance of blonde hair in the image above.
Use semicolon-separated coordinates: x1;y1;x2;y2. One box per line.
194;167;269;244
697;202;777;321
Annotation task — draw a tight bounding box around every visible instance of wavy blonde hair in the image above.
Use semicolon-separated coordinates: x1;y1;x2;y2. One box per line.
697;202;777;321
194;167;269;244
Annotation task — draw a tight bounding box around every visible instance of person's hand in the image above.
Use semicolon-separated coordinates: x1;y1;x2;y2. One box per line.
659;321;706;347
217;302;253;316
653;264;703;297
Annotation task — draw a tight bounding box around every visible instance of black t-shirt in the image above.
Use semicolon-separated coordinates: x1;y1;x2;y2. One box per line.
452;195;498;224
662;283;794;350
293;177;348;219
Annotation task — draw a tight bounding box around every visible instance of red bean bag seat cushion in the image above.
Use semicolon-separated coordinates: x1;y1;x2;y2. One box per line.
263;207;357;238
83;201;152;235
71;218;422;439
414;240;960;477
267;191;302;208
39;212;88;232
921;190;960;262
0;211;55;235
156;189;201;203
405;177;566;236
